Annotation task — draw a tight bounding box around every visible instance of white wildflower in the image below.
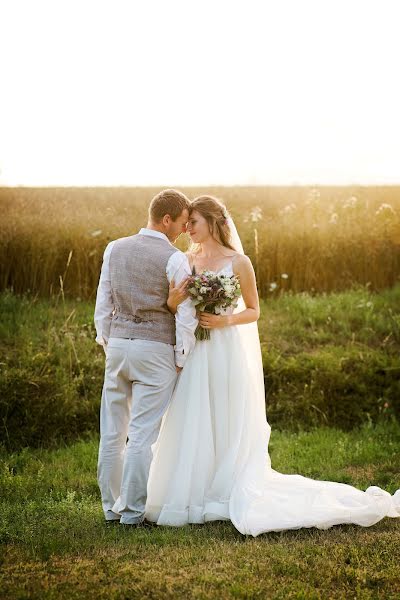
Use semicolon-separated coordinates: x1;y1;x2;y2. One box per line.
279;203;297;216
250;206;263;222
329;213;338;224
343;196;358;209
375;203;396;216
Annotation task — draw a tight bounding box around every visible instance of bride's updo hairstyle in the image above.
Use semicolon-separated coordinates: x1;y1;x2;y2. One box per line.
189;195;236;252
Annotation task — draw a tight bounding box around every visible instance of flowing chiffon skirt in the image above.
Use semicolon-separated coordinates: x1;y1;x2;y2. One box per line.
145;322;400;536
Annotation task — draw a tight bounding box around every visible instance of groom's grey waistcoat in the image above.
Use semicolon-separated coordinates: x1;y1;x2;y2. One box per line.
109;234;179;344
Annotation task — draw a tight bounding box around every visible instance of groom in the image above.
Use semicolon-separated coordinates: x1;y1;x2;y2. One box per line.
94;189;197;526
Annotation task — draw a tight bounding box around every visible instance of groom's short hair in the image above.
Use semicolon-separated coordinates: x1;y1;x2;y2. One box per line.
149;189;191;223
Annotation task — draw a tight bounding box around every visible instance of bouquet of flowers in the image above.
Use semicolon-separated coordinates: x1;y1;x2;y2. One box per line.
186;270;242;340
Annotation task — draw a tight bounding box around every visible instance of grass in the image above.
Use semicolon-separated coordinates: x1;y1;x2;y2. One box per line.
1;284;399;451
1;185;400;298
0;422;399;599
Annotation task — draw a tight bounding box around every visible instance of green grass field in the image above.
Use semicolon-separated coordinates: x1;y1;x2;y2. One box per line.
1;284;399;451
1;287;399;597
1;421;399;599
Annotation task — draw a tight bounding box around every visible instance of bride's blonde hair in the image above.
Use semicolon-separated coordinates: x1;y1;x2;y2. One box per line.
189;195;236;253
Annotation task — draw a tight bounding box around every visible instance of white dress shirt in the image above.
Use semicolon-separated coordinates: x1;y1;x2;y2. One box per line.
94;228;198;367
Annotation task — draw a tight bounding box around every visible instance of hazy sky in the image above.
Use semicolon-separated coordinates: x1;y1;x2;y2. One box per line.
1;0;399;186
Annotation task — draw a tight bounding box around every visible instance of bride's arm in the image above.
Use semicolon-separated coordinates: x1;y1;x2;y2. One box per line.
198;255;260;329
228;254;260;324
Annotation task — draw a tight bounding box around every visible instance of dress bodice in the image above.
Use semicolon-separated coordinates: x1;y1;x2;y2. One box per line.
189;257;234;278
215;261;234;277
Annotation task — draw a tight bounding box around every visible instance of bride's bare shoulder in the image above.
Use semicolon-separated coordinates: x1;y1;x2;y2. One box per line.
232;252;251;265
232;253;253;273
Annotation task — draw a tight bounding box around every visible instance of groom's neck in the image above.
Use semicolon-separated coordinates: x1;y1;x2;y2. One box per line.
146;221;166;235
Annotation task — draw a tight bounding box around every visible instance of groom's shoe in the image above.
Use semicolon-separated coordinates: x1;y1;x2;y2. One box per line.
120;518;157;529
105;518;121;526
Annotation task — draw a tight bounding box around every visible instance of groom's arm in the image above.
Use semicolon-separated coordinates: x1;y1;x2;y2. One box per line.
94;241;115;351
166;251;198;368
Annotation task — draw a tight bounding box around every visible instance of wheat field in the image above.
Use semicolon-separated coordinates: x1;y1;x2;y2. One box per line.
1;185;399;299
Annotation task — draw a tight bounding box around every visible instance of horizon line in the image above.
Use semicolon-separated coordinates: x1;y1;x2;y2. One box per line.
1;182;400;189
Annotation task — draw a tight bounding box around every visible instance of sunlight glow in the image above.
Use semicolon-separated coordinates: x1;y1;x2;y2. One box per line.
1;0;399;186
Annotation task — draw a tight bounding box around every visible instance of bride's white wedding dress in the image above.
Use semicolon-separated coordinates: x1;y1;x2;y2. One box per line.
145;259;400;536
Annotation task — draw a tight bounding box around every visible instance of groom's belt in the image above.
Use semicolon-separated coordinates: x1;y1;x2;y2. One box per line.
113;311;153;324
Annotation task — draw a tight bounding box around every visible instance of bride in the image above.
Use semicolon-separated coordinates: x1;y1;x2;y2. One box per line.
145;195;400;536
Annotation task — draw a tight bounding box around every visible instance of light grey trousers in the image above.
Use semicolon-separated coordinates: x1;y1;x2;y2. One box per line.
97;337;178;524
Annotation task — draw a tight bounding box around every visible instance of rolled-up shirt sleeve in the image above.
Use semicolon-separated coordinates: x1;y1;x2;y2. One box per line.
166;251;198;368
94;241;115;347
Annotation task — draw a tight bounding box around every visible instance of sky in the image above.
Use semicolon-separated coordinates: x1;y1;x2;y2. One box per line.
0;0;399;186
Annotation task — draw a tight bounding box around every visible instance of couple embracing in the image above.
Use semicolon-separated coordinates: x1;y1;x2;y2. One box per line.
94;189;399;537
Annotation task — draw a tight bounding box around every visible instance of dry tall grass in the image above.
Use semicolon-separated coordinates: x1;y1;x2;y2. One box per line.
1;186;399;299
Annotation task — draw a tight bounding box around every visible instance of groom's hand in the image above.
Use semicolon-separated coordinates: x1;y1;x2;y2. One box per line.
176;366;183;373
168;277;190;315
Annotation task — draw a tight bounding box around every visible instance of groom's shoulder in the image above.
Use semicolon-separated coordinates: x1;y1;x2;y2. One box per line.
106;234;140;249
106;235;182;259
112;234;139;244
171;248;186;257
101;235;138;257
168;248;188;263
